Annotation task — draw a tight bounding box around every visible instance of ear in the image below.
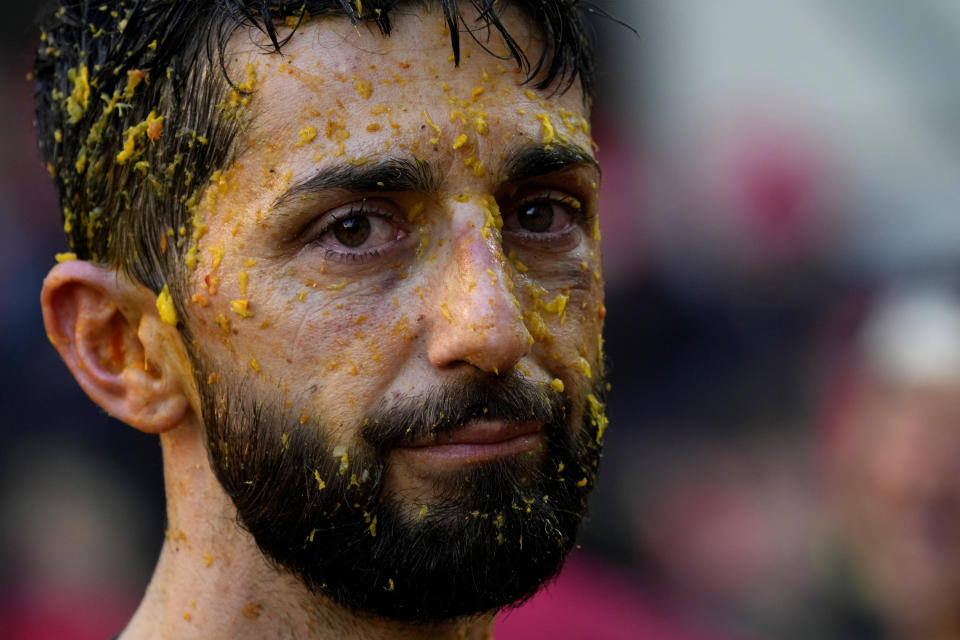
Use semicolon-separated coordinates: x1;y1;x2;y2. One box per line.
41;260;196;434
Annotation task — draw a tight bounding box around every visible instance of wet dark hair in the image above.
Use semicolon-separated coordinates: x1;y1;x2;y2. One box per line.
32;0;598;310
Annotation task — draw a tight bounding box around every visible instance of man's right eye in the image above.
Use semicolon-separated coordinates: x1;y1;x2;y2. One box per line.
308;200;408;261
330;216;373;248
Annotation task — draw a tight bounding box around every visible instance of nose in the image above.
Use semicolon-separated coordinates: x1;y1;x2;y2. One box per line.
426;228;532;375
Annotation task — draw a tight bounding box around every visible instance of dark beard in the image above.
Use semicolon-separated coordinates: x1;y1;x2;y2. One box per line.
197;367;605;623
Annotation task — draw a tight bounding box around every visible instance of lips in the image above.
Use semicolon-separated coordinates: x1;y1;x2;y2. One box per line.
404;421;542;447
395;421;543;466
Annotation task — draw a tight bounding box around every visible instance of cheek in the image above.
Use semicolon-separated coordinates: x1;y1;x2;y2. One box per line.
270;297;422;417
512;241;604;360
300;314;414;381
545;290;604;379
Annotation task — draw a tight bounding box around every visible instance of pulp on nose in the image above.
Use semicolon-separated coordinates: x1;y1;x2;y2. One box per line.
426;227;531;374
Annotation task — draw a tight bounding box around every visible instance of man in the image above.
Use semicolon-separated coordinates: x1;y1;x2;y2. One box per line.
824;284;960;640
35;1;608;638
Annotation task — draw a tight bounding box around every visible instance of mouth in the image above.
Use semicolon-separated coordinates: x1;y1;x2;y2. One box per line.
394;421;543;466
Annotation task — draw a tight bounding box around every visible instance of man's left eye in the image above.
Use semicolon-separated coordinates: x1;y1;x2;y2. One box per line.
503;192;583;238
516;202;560;233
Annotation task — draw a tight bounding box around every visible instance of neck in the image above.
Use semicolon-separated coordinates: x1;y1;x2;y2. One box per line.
120;424;496;640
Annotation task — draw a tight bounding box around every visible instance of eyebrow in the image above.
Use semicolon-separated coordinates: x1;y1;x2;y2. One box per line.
498;142;600;185
272;156;438;210
270;141;598;213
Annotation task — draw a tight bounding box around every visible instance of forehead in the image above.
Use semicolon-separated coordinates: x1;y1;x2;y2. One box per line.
224;7;591;160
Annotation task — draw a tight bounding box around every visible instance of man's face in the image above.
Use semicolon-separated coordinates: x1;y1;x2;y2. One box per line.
836;379;960;628
182;6;606;621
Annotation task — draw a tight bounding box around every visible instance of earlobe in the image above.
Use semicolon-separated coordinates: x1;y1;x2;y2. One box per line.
41;260;194;434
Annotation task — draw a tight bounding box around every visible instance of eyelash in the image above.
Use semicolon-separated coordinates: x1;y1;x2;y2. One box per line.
319;244;392;264
525;189;590;216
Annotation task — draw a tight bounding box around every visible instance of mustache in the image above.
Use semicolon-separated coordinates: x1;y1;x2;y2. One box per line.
361;370;566;451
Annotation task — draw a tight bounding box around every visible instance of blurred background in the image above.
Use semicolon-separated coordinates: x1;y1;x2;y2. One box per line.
4;1;960;639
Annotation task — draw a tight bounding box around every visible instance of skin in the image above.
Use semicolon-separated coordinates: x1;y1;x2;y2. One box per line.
832;377;960;640
41;6;603;639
